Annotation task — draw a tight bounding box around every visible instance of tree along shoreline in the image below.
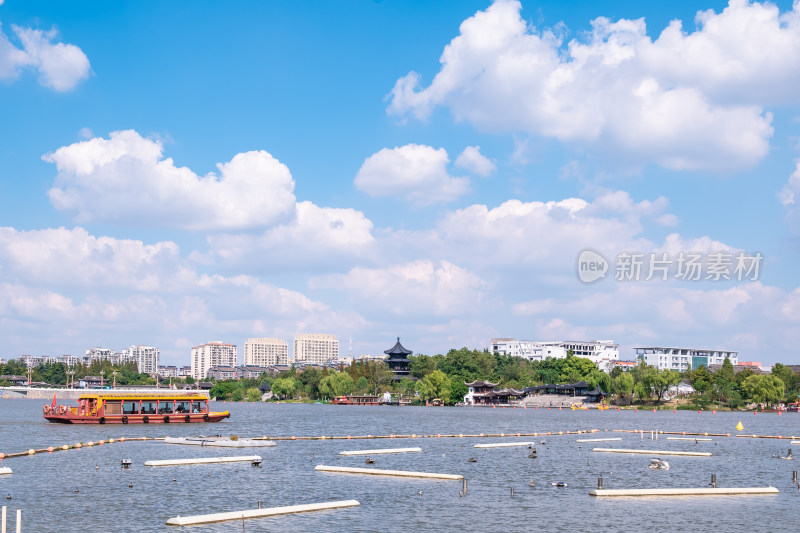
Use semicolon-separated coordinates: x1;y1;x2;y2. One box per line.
3;349;797;409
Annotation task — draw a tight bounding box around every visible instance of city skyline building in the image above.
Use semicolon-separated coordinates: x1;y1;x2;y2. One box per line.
191;341;237;380
293;333;339;364
244;337;289;367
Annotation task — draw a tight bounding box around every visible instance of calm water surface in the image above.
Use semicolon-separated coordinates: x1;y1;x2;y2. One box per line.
1;398;798;532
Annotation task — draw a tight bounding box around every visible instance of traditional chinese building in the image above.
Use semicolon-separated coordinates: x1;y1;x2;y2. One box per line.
384;337;413;380
464;380;498;405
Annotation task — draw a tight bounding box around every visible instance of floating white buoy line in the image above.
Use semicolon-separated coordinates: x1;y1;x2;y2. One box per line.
339;447;422;456
474;442;535;448
590;487;779;497
667;437;712;442
165;500;360;526
145;455;262;467
576;438;622;443
593;448;712;457
314;465;462;480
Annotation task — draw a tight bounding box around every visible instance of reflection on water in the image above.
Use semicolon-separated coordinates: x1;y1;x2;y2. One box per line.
0;399;798;532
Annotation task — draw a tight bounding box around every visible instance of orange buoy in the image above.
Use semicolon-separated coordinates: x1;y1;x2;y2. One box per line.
47;447;54;453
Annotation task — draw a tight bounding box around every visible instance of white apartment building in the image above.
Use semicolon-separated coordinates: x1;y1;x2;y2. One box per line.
244;337;289;367
491;338;620;371
18;355;57;368
635;347;738;372
293;334;339;364
58;355;81;367
191;341;237;380
124;345;159;375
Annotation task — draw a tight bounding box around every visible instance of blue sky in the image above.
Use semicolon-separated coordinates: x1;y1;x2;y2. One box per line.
1;0;799;365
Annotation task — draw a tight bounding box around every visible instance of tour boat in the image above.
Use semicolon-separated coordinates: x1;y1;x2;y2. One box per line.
43;391;230;424
330;395;381;405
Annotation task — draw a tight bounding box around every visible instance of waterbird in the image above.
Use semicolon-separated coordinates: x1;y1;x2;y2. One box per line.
6;494;10;500
529;480;536;487
128;483;133;488
418;491;423;497
75;489;79;493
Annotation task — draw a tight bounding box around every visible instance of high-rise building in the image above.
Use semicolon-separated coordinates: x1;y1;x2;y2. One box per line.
123;345;159;375
244;337;288;367
191;341;237;380
293;334;339;364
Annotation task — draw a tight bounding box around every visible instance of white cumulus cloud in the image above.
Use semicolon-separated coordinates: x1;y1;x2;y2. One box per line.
455;146;496;176
0;23;90;91
311;260;486;318
387;0;794;171
44;130;297;231
354;144;470;205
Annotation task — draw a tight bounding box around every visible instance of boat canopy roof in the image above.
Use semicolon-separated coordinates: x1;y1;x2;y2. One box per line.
76;390;209;401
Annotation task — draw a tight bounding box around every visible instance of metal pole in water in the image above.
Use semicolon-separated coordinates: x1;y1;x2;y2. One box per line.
257;501;262;509
711;474;716;488
510;487;514;497
462;478;468;494
14;509;19;533
792;471;797;483
597;477;603;490
2;505;6;533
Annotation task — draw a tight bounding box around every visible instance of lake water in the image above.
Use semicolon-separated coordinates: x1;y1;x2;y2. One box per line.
1;398;798;532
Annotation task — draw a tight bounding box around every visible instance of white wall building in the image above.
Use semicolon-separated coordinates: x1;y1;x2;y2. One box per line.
244;337;289;367
191;341;237;380
293;334;339;364
635;347;738;372
491;338;619;371
125;345;159;375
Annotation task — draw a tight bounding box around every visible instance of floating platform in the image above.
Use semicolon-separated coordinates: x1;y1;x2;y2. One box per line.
166;500;360;526
576;438;622;443
339;447;422;456
667;437;712;442
315;465;462;480
592;448;711;457
590;487;779;497
0;467;11;475
145;455;262;467
474;441;535;448
164;436;276;447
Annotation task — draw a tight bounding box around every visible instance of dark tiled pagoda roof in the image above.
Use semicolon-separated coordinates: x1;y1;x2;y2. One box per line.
384;337;413;357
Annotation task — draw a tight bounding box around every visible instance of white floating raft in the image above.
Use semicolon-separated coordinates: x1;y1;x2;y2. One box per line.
166;499;360;526
315;465;462;480
590;487;779;497
791;440;800;445
593;448;711;457
474;441;535;448
666;437;712;442
164;436;276;447
339;447;422;456
145;455;262;467
576;438;622;443
0;467;11;475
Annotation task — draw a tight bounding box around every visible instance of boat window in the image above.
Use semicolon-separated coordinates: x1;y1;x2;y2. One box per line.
104;401;122;415
175;401;190;413
192;401;204;413
158;400;174;414
141;401;156;414
123;401;139;414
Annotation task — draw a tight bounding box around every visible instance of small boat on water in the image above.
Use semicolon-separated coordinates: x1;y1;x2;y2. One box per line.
570;404;588;410
164;436;275;447
43;391;230;424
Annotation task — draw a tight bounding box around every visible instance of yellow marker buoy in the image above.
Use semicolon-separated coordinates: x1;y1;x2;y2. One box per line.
736;421;744;431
